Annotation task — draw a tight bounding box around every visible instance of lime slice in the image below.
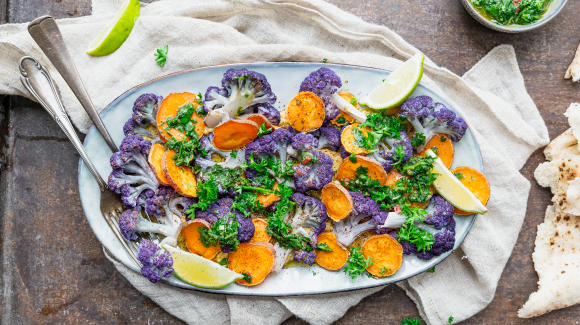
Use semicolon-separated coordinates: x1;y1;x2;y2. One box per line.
162;244;242;289
86;0;140;56
426;150;488;214
359;53;425;110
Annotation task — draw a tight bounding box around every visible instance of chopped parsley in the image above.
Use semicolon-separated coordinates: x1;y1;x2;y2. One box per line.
427;267;435;273
448;315;454;323
199;213;240;251
219;258;229;266
379;266;390;275
400;318;422;325
431;146;439;155
257;122;273;137
316;243;333;252
312;271;317;276
230;150;238;159
440;136;447;142
411;132;426;148
344;247;374;279
322;58;328;63
349;97;358;105
349;153;357;163
242;272;252;283
336;115;348;125
454;172;465;180
154;45;168;67
353;113;407;150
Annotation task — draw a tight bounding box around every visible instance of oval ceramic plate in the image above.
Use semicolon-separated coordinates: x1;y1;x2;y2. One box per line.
79;62;482;296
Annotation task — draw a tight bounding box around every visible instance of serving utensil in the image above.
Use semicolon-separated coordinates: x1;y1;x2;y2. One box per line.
19;57;141;267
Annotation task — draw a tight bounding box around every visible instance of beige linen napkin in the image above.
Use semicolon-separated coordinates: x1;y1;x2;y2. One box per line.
0;1;549;324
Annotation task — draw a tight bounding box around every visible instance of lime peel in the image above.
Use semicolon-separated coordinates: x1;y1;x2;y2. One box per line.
162;244;242;289
86;0;141;56
359;53;425;110
426;149;488;215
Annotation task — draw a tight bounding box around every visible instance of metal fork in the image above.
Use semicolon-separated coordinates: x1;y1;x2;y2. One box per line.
19;57;142;267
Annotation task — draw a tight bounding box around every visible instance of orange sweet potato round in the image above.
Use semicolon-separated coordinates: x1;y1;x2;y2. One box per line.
419;134;454;169
337;155;388;185
451;167;490;215
256;182;281;208
286;91;325;133
340;124;370;155
212;119;259;151
245;114;275;130
250;219;271;243
182;220;221;260
331;92;357;126
362;234;403;277
148;143;170;186
315;232;349;271
228;242;276;286
156;92;205;142
321;181;353;222
162;150;197;197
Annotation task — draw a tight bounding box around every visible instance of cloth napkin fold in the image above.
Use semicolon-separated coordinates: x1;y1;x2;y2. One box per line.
0;0;549;324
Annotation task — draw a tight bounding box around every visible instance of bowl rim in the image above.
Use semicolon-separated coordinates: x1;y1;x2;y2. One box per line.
461;0;568;33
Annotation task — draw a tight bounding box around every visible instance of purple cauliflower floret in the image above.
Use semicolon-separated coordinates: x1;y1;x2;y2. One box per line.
369;130;413;172
288;193;328;246
312;127;341;151
145;186;176;216
399;95;468;150
108;136;159;207
340;146;350;159
220;210;256;253
424;195;455;229
203;69;277;127
195;197;234;224
299;68;342;124
271;128;293;163
123;118;161;143
168;196;197;216
195;133;246;169
416;228;455;260
292;150;334;193
137;239;173;283
118;206;177;243
287;133;319;158
243;103;281;126
132;93;161;126
333;192;385;246
293;250;317;266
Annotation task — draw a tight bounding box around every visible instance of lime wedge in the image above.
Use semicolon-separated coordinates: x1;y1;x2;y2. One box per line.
162;244;242;289
359;53;425;110
86;0;140;56
426;149;488;214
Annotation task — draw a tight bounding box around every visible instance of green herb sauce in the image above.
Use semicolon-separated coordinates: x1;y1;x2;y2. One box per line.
471;0;553;26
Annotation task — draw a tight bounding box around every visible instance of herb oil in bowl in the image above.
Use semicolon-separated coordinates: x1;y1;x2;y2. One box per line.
471;0;553;26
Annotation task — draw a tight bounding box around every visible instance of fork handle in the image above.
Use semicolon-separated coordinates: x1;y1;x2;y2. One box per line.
27;15;118;153
20;57;108;192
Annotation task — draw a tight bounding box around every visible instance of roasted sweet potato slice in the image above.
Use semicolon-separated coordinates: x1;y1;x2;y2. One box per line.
451;167;490;215
337;155;388;185
315;232;349;271
286;91;325;133
148;143;170;186
331;92;357;126
256;182;281;208
341;124;370;155
228;242;276;286
321;181;353;222
250;219;271;243
182;220;221;260
362;234;403;277
245;114;274;130
212;119;259;151
419;134;454;168
162;150;197;197
156;92;205;142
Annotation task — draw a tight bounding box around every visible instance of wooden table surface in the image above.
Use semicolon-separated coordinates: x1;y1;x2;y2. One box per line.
1;0;579;324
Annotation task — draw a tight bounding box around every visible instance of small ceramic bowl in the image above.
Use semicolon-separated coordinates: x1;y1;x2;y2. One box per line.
461;0;568;33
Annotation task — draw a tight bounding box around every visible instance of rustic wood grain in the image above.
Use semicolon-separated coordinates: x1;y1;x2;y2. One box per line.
0;0;578;324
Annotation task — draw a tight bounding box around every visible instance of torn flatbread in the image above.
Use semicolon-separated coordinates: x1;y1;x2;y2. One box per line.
552;157;580;215
564;103;580;142
565;44;580;82
543;128;579;161
519;206;580;318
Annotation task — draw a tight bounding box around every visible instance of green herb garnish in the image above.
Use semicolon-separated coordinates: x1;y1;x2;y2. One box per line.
154;45;168;67
344;247;374;279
